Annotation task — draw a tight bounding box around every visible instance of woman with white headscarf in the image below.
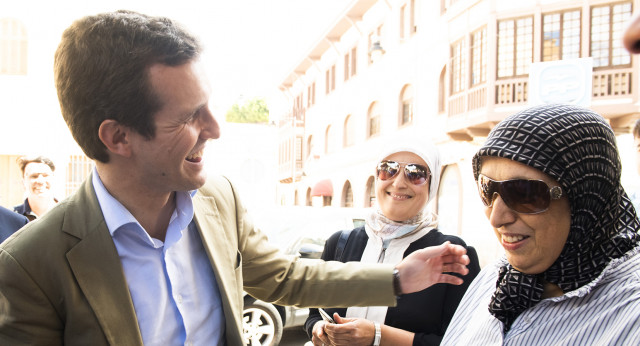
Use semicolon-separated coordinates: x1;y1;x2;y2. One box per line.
305;142;480;346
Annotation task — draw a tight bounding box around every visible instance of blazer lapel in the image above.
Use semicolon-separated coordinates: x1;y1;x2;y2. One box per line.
64;177;143;345
193;192;244;345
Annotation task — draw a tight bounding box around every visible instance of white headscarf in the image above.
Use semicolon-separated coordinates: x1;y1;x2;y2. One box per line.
347;140;442;323
367;139;442;236
376;139;441;210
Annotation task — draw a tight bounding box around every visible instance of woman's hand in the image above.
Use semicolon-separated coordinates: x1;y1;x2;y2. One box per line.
311;320;330;346
322;314;375;346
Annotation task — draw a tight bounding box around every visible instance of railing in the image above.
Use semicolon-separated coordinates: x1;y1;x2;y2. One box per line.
495;79;528;105
448;93;465;116
468;85;487;111
447;66;636;119
593;68;632;99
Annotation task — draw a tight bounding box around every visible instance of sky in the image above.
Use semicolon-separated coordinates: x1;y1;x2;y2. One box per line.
95;0;348;116
5;0;349;116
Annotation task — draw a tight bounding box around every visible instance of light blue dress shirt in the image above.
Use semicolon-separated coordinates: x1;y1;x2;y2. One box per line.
92;170;225;345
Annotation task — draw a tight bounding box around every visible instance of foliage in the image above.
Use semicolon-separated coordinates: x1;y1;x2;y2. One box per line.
225;97;269;123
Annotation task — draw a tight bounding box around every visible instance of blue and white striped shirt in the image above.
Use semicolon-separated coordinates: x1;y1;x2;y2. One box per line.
442;247;640;345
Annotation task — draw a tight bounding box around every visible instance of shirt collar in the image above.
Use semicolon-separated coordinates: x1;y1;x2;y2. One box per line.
91;168;197;237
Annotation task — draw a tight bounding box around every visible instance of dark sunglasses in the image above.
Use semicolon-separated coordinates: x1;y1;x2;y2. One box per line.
477;174;563;214
376;160;430;186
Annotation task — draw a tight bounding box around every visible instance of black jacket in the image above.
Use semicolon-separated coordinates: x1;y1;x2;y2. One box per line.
0;206;28;243
304;226;481;346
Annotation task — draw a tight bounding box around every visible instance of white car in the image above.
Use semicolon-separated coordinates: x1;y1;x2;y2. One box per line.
242;206;368;346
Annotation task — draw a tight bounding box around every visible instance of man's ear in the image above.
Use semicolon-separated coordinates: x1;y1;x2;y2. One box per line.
98;119;132;158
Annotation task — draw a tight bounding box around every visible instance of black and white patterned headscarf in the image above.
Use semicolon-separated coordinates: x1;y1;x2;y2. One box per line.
472;104;640;333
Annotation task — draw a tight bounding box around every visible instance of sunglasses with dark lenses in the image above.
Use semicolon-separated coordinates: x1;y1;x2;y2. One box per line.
376;160;431;186
477;174;563;214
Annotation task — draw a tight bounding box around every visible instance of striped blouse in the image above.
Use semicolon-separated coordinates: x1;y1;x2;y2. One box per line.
441;247;640;345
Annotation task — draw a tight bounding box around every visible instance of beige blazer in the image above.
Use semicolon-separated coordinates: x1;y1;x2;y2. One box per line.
0;174;395;345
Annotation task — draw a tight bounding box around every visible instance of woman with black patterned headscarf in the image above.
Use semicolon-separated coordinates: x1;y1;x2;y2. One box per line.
442;104;640;345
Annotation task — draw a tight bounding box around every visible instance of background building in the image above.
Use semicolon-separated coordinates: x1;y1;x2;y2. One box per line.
276;0;640;266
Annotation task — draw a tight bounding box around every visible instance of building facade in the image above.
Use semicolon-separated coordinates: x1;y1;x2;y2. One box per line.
0;8;92;208
276;0;640;265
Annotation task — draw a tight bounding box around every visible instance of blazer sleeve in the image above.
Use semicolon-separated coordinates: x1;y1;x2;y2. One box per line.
208;177;398;309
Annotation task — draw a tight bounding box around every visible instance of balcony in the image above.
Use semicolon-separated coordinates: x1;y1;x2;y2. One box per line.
446;66;638;141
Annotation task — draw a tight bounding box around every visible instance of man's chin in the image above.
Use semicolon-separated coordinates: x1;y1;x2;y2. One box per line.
189;172;208;190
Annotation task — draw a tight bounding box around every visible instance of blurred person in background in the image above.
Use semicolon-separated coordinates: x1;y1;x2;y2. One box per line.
13;155;58;221
0;206;27;243
306;142;481;346
0;10;472;345
442;104;640;345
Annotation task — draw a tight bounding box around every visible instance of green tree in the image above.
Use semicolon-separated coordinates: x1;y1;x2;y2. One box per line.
225;97;269;123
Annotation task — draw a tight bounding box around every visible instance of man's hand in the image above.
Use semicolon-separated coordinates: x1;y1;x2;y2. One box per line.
395;241;469;294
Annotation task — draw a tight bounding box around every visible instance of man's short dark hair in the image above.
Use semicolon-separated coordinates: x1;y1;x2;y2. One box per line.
633;119;640;139
54;10;202;163
17;156;55;175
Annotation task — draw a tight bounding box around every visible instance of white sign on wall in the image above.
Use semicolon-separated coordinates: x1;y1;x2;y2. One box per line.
528;57;593;107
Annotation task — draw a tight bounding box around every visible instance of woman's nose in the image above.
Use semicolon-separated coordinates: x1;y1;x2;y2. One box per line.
487;194;517;228
391;170;409;187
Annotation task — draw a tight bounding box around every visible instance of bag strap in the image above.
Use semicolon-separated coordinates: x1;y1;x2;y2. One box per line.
334;229;354;261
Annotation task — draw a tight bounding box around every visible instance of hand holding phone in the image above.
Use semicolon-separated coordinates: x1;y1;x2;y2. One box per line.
318;308;335;323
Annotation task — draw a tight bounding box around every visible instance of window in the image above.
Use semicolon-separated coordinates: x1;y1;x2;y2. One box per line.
351;47;357;77
344;54;350;81
331;65;336;91
295;136;303;164
293;94;304;122
451;38;466;94
367;102;381;138
365;176;375;207
325;64;336;94
400;4;406;39
325;69;330;94
399;84;414;126
306;188;312;206
342;181;353;207
497;17;533;78
66;155;93;196
400;0;416;40
471;27;487;86
438;67;446;113
591;2;632;68
307;82;316;107
543;10;581;62
0;18;28;75
344;47;357;81
306;135;314;160
343;114;355;147
325;125;336;154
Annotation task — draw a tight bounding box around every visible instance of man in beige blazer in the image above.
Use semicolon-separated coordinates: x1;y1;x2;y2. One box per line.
0;10;470;345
